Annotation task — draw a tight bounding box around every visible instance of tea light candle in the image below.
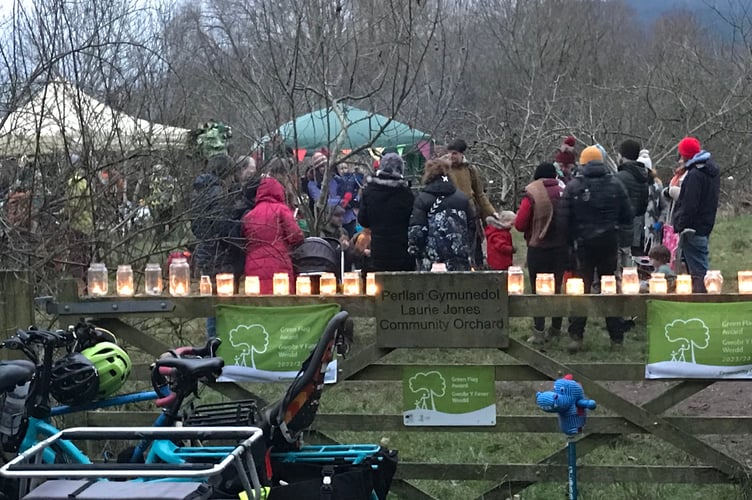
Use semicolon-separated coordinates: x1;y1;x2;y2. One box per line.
600;275;617;295
507;266;524;295
675;274;693;295
116;265;134;297
172;282;187;296
273;273;290;295
342;272;361;295
296;276;312;295
319;273;337;295
738;271;752;294
199;275;213;296
621;267;640;295
216;273;234;296
244;276;260;296
536;273;555;295
566;277;585;295
366;273;377;296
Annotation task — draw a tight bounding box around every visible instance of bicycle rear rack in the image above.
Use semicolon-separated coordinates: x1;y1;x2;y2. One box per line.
183;399;259;427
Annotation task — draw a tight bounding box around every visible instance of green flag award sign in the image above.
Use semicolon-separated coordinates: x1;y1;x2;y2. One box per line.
215;303;340;383
403;366;496;426
646;300;752;379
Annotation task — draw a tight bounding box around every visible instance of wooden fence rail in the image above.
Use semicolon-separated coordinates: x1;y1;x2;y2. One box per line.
19;275;752;499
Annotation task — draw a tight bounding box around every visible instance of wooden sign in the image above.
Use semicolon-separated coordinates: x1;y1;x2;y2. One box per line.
375;272;508;348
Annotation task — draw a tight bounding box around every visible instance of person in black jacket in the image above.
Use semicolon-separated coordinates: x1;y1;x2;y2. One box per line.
615;140;650;261
408;159;472;271
357;153;415;271
672;137;721;293
561;146;633;353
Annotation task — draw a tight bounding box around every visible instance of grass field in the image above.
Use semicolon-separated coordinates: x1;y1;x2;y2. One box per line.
91;215;752;499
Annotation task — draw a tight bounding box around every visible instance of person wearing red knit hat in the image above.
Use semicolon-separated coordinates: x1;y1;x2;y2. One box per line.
671;136;720;292
554;136;577;184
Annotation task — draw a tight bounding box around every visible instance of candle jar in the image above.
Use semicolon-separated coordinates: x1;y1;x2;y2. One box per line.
215;273;234;296
199;275;213;296
169;257;190;296
273;273;289;295
535;273;555;295
507;266;525;295
116;265;134;297
296;276;312;296
244;276;260;296
144;263;163;296
366;273;377;296
738;271;752;294
621;267;640;295
342;272;361;295
675;274;693;295
649;272;668;294
566;277;585;295
600;275;617;295
87;263;108;296
319;273;337;295
704;270;723;294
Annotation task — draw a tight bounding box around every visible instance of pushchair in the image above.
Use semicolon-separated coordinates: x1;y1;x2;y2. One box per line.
292;237;343;282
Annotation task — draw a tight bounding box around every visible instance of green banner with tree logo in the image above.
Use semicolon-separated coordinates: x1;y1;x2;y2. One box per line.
647;300;752;379
403;366;496;426
216;303;340;383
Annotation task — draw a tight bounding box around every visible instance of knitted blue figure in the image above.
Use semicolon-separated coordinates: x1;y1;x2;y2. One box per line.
536;374;596;435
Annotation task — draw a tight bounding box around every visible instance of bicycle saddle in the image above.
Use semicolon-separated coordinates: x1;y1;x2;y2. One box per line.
155;356;224;379
0;360;35;393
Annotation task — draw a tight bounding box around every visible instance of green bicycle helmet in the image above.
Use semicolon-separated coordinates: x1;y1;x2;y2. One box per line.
81;342;131;398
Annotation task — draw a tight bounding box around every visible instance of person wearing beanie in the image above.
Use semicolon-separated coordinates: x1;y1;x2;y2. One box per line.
445;138;497;267
561;147;633;352
554;136;577;183
408;158;472;271
640;149;667;251
637;149;652;171
306;151;358;235
358;153;415;272
671;136;720;292
485;211;516;271
615;139;650;265
514;162;569;345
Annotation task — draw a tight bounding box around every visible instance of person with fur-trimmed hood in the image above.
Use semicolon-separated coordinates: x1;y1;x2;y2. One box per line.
554;136;577;184
358;153;415;271
408;158;473;271
485;211;516;271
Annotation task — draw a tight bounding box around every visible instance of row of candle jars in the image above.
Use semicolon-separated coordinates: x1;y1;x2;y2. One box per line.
508;266;739;295
88;262;378;297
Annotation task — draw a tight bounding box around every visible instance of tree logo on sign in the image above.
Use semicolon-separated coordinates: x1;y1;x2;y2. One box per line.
665;318;710;363
409;371;446;411
228;324;269;368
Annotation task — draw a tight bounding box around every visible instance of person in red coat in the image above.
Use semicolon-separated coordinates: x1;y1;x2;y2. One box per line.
514;162;569;346
485;211;516;270
242;176;304;294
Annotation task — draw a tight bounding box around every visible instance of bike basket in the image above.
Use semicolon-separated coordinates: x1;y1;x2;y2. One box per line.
183;399;259;427
22;480;212;500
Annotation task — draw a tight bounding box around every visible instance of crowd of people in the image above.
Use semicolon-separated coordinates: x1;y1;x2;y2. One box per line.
183;135;720;347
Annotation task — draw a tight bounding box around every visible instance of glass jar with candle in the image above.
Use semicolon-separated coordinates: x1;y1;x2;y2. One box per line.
366;273;377;296
199;276;213;296
296;276;312;296
600;275;617;295
215;273;234;296
116;265;134;297
87;263;108;296
649;272;668;294
507;266;525;295
273;273;289;295
704;270;723;294
144;263;163;295
675;274;693;295
621;267;640;295
738;271;752;294
342;272;361;295
169;257;190;296
244;276;260;296
535;273;555;295
319;273;337;295
566;277;585;295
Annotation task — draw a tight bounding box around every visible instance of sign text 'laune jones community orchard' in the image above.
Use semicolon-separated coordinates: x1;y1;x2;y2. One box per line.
375;272;508;348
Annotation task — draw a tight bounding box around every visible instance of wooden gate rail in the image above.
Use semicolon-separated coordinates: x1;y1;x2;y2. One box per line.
46;285;752;499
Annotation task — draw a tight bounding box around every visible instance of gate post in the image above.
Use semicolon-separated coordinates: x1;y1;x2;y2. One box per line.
0;269;33;359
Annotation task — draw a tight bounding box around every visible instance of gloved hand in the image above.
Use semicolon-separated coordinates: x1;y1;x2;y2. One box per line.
341;192;353;208
652;221;663;231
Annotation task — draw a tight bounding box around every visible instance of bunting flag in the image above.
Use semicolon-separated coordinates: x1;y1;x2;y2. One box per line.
417;140;432;160
397;146;405;155
341;149;352;155
367;147;384;159
294;148;307;162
